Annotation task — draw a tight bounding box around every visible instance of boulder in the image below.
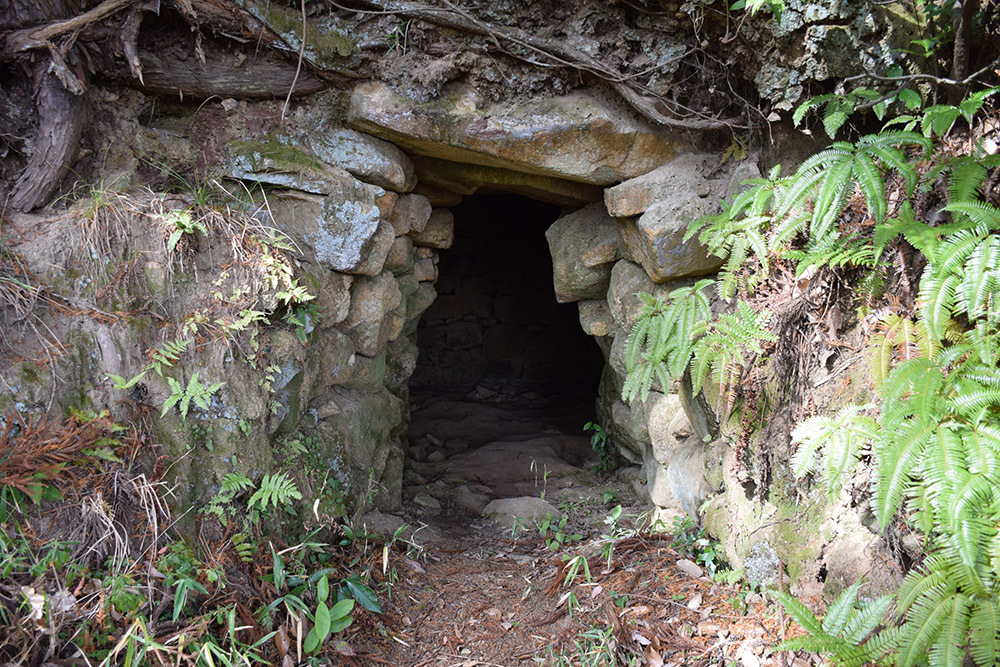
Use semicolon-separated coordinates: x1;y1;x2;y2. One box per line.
305;127;416;192
403;282;438;334
313;271;353;327
545;203;619;303
313;386;405;511
413;257;437;282
349;81;680;186
617;203;722;283
225;136;358;195
608;156;760;283
578;299;614;337
606;260;662;331
410;209;454;249
267;178;389;276
642;393;711;517
384;236;415;274
388;193;432;235
343;272;403;356
604;153;750;217
350;219;396;277
483;497;561;531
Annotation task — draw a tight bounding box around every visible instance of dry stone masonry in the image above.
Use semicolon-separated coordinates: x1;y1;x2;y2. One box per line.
0;69;888;596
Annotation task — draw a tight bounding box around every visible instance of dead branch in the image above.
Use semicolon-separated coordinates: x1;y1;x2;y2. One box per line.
342;0;744;131
1;0;137;59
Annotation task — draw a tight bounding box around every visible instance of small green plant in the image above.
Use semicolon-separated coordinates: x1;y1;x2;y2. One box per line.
539;512;583;551
108;338;194;390
563;554;592;588
303;573;354;655
584;421;614;473
790;405;878;502
161;372;225;419
671;516;728;577
161;209;208;254
158;541;213;622
773;580;895;667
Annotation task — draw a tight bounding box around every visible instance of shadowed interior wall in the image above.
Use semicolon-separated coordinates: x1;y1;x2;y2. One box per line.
411;193;604;388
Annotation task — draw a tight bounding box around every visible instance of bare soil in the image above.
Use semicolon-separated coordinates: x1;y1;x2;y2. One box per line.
339;385;803;667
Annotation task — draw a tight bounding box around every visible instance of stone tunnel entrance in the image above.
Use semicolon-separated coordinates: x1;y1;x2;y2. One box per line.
411;193;604;390
401;193;610;520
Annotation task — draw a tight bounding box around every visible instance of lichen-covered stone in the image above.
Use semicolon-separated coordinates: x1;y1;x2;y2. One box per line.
225;136;355;195
350;219;395;277
267;177;388;275
306;128;416;192
343;272;403;356
314;271;353;328
546;203;619;303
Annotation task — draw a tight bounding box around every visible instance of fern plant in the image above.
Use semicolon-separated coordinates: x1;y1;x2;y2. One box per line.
868;314;938;388
248;473;303;513
789;405;878;501
686;166;785;300
773;580;896;667
622;282;775;405
689;300;776;395
162;209;208;254
161;372;225;419
622;279;713;403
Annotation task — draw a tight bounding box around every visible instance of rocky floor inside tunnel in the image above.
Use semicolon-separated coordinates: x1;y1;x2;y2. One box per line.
341;383;804;667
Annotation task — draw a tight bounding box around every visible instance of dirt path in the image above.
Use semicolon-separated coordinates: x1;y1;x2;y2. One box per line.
342;385;797;666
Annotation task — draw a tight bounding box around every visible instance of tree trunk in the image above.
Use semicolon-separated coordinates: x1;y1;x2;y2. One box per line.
9;69;87;212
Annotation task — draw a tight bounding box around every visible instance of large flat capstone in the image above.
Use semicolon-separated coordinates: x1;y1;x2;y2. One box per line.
348;81;681;186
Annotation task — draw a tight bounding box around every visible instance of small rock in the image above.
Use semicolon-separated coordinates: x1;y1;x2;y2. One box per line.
426;450;446;463
412;492;441;510
410;209;454;249
676;559;704;578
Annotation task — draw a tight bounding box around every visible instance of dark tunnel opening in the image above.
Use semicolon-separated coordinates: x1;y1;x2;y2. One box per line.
409;193;605;399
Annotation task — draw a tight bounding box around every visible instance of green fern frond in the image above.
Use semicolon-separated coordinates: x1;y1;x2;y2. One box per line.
944;201;1000;233
221;471;254;495
791;405;877;501
969;598;1000;666
869;314;937;387
621;280;714;404
919;271;962;341
690;301;775;394
874;418;936;527
947;157;988;202
248;472;302;512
